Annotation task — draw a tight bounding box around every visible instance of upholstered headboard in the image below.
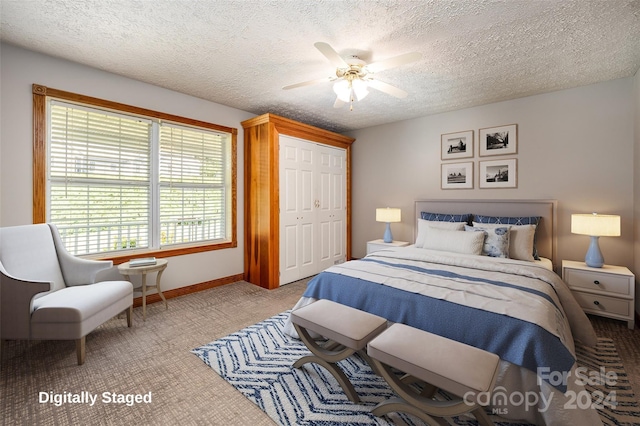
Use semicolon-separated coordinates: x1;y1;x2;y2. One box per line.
414;199;558;270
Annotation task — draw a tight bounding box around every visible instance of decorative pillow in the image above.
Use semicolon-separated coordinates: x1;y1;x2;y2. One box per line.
421;226;484;255
421;212;472;224
473;222;536;261
474;215;541;226
465;225;510;258
415;219;465;247
473;215;541;259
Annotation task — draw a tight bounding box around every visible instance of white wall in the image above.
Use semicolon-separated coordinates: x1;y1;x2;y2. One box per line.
347;78;636;274
0;43;255;291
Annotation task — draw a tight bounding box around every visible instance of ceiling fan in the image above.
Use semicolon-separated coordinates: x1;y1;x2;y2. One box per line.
283;42;422;110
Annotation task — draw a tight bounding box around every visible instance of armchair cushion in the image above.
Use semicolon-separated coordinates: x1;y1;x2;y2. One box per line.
32;281;133;323
30;281;133;340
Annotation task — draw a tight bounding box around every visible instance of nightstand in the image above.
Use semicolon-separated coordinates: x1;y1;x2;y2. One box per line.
562;260;635;329
366;239;410;255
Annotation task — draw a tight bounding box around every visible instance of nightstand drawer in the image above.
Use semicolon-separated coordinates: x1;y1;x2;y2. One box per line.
564;269;632;296
572;291;632;317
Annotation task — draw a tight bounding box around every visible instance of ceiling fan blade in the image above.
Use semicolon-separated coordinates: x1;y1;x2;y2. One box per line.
365;52;422;73
314;42;349;69
282;77;331;90
367;79;408;98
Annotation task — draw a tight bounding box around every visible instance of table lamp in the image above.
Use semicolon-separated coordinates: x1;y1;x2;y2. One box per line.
376;207;401;243
571;213;620;268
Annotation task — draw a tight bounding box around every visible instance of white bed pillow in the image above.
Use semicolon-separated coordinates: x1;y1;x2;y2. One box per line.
415;219;465;247
473;222;536;261
420;226;484;255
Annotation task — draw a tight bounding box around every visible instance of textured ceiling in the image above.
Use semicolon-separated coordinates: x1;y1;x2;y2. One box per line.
2;0;640;133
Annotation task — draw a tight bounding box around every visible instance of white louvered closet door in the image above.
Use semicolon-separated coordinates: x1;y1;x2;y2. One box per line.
317;144;346;272
279;136;346;286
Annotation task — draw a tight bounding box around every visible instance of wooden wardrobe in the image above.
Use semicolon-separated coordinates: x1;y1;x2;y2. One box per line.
242;113;355;289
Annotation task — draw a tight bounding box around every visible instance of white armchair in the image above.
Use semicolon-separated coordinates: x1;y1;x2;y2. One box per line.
0;223;133;365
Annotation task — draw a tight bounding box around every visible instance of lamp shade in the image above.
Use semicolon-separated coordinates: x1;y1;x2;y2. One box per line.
571;213;620;237
376;208;401;223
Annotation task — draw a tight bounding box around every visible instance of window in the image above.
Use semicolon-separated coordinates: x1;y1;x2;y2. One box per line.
33;85;237;259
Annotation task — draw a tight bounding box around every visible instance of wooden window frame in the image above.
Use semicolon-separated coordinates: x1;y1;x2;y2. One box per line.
32;84;238;264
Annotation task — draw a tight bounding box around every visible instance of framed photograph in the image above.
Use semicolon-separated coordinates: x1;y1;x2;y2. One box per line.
441;130;473;160
479;124;517;156
479;158;517;189
441;161;473;189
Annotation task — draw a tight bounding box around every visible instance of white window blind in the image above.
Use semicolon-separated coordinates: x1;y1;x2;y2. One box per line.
158;124;228;245
47;100;232;256
49;102;151;255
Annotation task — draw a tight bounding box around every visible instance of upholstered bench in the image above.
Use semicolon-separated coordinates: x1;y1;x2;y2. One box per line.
367;323;500;426
290;299;388;403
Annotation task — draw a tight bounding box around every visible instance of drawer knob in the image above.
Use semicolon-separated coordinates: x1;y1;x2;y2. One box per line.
593;300;600;306
593;280;600;285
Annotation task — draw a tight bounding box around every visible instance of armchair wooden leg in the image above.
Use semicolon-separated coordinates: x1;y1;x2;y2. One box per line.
126;305;133;327
76;336;85;365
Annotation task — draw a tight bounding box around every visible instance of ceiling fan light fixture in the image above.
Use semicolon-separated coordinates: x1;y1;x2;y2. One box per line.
333;80;351;102
333;78;369;104
351;78;369;101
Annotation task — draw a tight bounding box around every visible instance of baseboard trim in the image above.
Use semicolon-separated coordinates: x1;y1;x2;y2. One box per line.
133;273;245;308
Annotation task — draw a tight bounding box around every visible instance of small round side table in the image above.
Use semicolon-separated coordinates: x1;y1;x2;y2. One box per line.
118;259;168;320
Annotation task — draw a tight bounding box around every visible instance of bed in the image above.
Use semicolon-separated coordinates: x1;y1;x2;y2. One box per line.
283;199;602;426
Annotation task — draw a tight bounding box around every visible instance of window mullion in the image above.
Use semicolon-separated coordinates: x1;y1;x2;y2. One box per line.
150;121;160;249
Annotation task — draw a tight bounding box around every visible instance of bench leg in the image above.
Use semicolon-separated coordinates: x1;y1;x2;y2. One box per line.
471;406;495;426
373;397;445;426
294;355;360;403
399;373;439;398
76;336;85;365
357;349;385;377
370;357;494;425
293;323;360;403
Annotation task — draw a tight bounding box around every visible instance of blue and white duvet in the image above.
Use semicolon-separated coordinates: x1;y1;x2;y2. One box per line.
284;247;601;425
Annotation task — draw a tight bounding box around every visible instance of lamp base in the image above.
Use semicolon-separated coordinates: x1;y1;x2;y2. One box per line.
584;236;604;268
383;223;393;243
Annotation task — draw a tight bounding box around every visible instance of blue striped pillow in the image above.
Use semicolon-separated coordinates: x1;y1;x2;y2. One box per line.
474;215;541;227
421;212;472;224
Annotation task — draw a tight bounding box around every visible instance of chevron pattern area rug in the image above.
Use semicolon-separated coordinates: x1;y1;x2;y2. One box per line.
192;312;639;426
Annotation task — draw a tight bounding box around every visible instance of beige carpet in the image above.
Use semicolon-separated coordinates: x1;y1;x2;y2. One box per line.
1;280;307;425
1;279;639;425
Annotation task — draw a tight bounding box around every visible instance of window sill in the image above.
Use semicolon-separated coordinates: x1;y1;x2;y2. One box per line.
88;240;237;265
